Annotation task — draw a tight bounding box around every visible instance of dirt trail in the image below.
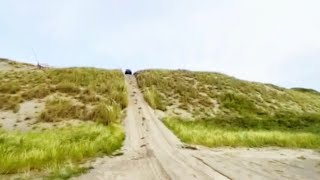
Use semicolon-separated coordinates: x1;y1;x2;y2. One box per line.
77;76;320;180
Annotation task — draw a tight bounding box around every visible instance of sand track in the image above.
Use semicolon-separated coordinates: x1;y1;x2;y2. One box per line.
77;76;320;180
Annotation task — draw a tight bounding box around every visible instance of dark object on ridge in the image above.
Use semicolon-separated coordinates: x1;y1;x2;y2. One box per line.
37;62;44;69
125;69;132;75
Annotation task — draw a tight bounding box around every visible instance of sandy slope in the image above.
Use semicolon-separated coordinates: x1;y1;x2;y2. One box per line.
77;76;320;180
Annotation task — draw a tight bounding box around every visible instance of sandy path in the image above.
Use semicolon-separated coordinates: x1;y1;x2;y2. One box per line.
77;76;320;180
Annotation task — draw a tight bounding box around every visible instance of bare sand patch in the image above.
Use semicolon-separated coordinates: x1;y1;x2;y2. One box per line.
0;99;87;131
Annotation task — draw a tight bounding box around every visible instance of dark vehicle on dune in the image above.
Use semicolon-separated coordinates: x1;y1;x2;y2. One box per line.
125;69;132;75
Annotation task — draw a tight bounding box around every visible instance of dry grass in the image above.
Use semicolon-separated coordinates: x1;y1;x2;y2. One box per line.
0;81;21;94
38;98;87;122
143;86;167;111
0;94;22;112
86;102;122;125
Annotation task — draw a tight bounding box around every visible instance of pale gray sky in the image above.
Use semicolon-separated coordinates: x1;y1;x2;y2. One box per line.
0;0;319;90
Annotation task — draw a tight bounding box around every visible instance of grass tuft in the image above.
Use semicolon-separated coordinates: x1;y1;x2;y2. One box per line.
87;103;121;125
48;164;90;180
0;94;22;112
21;84;52;100
143;86;167;111
0;81;20;94
38;98;86;122
56;82;81;94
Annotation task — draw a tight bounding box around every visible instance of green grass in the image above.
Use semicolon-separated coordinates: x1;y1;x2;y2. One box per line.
0;123;124;176
164;117;320;148
137;70;320;148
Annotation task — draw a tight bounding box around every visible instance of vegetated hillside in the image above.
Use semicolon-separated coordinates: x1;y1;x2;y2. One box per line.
0;58;35;71
136;70;320;148
0;59;127;178
0;66;128;122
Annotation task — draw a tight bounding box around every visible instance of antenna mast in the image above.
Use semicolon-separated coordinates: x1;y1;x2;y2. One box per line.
32;48;38;65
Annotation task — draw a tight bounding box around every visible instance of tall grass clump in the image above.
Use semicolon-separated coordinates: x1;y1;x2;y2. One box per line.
0;123;125;175
55;81;81;94
0;94;22;112
78;89;101;104
87;103;121;125
143;86;167;111
21;84;52;100
38;98;87;122
0;81;21;94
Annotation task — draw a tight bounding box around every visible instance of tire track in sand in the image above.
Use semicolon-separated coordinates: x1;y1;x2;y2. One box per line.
77;76;228;180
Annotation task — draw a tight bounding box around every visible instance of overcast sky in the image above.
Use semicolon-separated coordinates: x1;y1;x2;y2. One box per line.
0;0;319;90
